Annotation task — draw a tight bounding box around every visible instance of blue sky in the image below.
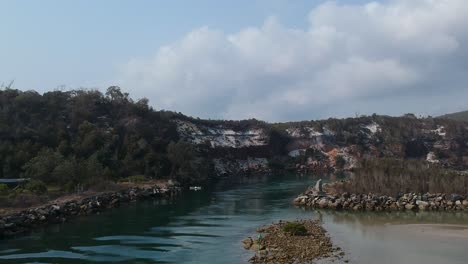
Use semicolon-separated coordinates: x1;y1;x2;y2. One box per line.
1;0;467;121
1;0;337;88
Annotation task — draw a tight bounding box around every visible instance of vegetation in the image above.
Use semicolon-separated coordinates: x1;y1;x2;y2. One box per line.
439;110;468;122
24;180;47;195
1;86;467;200
339;158;468;196
0;86;209;192
282;222;308;236
0;184;8;195
124;175;148;183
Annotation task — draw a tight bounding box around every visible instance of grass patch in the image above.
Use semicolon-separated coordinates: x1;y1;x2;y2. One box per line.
282;222;308;236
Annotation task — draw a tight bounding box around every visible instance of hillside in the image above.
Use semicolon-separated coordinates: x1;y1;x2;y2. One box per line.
1;87;468;193
178;113;468;176
439;110;468;122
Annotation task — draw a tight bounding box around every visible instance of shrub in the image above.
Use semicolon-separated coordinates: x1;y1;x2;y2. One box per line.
88;180;119;192
282;222;307;236
0;183;9;195
126;175;147;183
24;179;47;195
344;158;468;195
9;193;47;208
64;181;76;193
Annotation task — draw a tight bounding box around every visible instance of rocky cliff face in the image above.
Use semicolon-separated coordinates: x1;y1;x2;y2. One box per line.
174;115;468;176
175;120;267;148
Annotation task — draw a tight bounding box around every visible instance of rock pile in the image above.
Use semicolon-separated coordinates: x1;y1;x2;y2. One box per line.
0;185;180;238
243;220;344;264
294;189;468;212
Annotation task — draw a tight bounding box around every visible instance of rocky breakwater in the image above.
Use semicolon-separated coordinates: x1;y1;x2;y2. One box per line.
294;181;468;212
0;185;180;238
242;220;344;264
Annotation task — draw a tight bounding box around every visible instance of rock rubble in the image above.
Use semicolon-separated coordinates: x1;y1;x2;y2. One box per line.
294;188;468;212
243;220;345;263
0;185;180;238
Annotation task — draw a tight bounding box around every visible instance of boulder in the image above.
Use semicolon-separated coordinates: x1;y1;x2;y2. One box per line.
242;237;254;250
417;201;429;211
451;194;464;202
294;196;308;205
318;199;329;209
389;203;398;211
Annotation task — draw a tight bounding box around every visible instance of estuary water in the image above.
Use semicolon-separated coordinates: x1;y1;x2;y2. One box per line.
0;174;467;264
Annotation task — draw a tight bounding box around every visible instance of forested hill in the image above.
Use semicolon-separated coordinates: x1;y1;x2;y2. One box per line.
0;87;193;187
439;110;468;122
1;87;468;191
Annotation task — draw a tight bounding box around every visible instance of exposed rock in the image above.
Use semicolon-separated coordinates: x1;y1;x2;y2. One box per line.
294;188;468;213
315;179;323;193
293;196;308;206
175;120;267;148
417;201;429;211
242;237;254;250
318;198;329;209
244;220;341;264
451;194;465;202
213;158;270;176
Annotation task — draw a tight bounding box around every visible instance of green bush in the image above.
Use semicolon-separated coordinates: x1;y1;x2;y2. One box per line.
282;222;308;236
125;175;147;183
24;179;47;195
14;188;29;195
0;183;9;195
0;193;45;208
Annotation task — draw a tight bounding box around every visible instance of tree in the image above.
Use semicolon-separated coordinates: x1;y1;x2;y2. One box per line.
51;158;78;184
106;86;129;103
21;149;64;184
167;141;195;177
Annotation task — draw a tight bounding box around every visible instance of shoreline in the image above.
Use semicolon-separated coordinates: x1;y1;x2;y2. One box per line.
294;183;468;212
0;181;181;239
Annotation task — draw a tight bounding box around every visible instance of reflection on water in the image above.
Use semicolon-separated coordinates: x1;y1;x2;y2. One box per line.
0;174;466;264
323;210;468;226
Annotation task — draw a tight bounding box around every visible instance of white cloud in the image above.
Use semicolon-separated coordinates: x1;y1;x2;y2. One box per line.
116;0;468;121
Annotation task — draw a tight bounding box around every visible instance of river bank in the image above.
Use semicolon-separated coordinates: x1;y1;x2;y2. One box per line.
294;182;468;212
0;181;180;238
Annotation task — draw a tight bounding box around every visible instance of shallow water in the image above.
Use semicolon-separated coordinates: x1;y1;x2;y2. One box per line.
0;174;467;264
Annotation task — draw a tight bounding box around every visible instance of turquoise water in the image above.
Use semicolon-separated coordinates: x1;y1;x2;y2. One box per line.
0;174;467;264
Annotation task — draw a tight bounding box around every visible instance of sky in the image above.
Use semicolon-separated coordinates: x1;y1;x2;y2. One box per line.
1;0;468;121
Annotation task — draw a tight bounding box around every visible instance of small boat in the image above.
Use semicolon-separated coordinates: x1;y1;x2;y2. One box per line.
189;186;202;191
